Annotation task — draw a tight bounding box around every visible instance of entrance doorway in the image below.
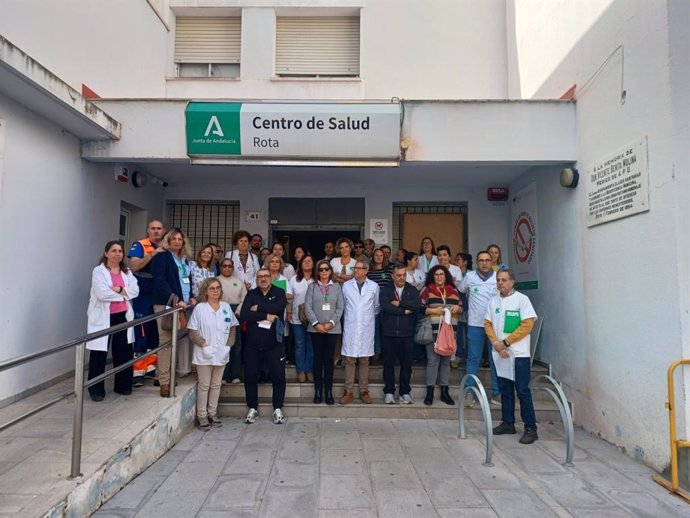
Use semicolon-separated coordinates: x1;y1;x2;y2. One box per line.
272;229;361;264
268;197;365;264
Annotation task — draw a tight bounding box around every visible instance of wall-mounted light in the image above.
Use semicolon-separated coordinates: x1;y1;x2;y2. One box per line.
560;167;579;189
131;170;148;188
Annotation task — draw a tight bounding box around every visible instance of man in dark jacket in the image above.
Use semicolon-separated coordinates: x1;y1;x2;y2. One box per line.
240;268;288;424
379;264;422;404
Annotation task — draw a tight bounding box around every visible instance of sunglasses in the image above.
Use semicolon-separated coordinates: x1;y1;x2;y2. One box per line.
318;267;331;272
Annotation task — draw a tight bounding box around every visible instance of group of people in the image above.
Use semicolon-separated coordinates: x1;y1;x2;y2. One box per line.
86;221;539;444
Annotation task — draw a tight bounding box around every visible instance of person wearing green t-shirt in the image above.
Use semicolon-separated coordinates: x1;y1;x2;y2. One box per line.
484;268;538;444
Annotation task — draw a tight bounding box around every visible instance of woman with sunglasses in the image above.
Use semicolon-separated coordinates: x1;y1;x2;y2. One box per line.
304;260;344;404
217;258;247;384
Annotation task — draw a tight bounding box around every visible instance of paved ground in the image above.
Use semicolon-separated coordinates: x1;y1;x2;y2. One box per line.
0;376;197;517
95;417;690;518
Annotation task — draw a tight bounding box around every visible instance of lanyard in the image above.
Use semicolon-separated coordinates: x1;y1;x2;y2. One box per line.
318;283;330;301
439;286;447;305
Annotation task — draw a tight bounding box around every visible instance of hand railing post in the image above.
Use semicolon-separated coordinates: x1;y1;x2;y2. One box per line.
170;310;178;398
69;341;86;479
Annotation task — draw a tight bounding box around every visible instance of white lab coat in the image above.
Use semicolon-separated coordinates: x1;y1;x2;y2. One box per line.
341;278;380;357
226;249;261;289
188;301;239;366
86;264;139;352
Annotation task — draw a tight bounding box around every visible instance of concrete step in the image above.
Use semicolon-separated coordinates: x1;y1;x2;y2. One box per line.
217;397;567;421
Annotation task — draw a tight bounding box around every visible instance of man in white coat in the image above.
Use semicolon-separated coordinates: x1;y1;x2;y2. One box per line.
340;260;380;405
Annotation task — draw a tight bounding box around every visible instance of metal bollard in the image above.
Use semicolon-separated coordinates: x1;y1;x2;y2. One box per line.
170;310;178;398
69;342;86;479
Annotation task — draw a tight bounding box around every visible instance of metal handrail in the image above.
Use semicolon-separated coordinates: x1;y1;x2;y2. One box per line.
0;306;185;479
0;308;180;373
529;374;575;466
652;359;690;502
458;374;494;466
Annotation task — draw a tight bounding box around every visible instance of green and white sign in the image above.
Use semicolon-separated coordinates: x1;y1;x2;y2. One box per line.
185;102;401;159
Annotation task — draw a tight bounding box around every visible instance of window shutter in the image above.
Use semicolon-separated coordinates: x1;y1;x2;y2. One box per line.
276;17;360;76
175;17;241;64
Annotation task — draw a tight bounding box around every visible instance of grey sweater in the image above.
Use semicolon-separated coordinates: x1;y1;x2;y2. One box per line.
304;281;344;334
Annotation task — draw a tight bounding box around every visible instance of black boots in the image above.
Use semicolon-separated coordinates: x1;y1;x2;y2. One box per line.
313;387;322;404
440;385;455;406
424;385;434;406
325;389;334;405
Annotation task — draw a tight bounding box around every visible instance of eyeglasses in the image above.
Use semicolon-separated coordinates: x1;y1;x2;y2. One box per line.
353;266;367;270
221;264;233;268
318;267;331;272
257;274;271;279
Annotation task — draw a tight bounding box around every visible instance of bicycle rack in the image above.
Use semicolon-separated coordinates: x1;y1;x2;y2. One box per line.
458;373;494;467
529;374;575;466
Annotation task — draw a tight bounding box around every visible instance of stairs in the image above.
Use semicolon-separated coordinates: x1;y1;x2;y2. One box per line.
217;363;570;421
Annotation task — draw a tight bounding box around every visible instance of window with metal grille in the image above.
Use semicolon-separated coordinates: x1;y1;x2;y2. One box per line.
276;17;360;77
392;203;468;254
174;17;241;78
167;201;240;256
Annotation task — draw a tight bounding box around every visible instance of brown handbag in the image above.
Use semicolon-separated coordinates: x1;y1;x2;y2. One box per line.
161;294;188;331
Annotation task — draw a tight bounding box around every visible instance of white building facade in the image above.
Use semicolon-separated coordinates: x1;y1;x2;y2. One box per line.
0;0;687;476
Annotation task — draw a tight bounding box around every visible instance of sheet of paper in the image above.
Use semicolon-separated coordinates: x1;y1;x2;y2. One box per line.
492;351;515;381
258;320;272;329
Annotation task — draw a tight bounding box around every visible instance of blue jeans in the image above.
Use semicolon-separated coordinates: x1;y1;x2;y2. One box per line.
456;322;467;358
292;324;314;374
498;357;537;429
466;325;500;397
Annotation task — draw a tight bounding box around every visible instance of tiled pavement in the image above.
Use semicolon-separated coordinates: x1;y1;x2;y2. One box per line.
95;417;690;518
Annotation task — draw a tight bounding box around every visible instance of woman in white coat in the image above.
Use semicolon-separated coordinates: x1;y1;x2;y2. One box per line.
188;278;238;430
87;241;139;401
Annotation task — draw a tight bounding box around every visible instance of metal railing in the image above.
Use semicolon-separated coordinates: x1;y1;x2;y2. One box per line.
529;374;575;466
652;359;690;502
458;374;494;466
0;307;184;479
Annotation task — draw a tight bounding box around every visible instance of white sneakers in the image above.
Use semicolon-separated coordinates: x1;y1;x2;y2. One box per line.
272;408;286;425
245;408;259;424
385;393;414;404
464;393;477;408
246;408;286;424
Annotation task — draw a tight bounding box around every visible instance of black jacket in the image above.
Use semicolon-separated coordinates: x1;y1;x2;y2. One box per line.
379;283;422;337
240;285;287;350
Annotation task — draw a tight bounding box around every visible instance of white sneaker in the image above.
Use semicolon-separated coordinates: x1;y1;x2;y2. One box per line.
464;393;477;408
384;393;395;404
490;397;502;407
272;408;286;425
231;378;241;384
400;394;413;405
245;408;259;424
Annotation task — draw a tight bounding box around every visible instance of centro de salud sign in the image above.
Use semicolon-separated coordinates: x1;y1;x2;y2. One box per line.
185;102;401;159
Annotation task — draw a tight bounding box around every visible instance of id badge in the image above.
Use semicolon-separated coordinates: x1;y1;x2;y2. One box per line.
322;303;331;311
182;277;190;284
